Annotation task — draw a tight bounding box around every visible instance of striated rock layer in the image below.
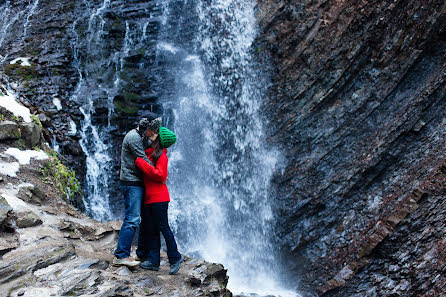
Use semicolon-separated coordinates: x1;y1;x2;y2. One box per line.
257;0;446;296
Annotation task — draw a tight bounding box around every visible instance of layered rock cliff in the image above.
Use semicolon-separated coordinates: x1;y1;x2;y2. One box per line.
257;0;446;295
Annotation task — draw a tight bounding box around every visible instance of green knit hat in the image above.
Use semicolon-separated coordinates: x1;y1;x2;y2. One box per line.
159;126;177;148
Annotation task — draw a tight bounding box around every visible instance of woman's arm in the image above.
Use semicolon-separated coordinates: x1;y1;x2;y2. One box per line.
135;154;168;182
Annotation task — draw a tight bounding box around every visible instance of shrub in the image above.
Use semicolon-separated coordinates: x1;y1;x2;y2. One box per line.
41;149;82;202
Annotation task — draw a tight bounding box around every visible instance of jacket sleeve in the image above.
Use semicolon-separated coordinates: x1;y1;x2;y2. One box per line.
135;154;168;182
128;134;151;164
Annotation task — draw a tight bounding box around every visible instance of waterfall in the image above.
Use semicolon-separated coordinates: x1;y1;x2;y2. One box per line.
69;0;115;221
0;0;39;63
22;0;39;42
69;0;296;295
150;1;297;296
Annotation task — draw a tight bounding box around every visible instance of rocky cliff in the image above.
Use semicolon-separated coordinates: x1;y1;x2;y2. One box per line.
257;0;446;295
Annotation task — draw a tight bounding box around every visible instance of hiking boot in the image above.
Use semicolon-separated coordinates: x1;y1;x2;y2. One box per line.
113;256;140;267
169;255;184;275
140;260;159;271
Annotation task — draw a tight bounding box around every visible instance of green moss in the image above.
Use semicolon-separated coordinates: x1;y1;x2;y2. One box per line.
123;92;139;102
16;138;26;149
31;114;43;129
41;149;82;202
113;92;140;115
137;47;146;55
4;63;38;81
0;114;4;121
11;114;20;122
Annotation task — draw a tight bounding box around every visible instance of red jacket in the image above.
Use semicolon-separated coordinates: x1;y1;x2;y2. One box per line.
135;148;170;205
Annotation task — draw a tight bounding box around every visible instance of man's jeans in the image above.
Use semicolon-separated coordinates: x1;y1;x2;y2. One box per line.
114;185;144;259
137;202;181;265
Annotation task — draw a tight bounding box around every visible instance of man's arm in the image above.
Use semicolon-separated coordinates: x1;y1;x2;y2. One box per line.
128;134;151;164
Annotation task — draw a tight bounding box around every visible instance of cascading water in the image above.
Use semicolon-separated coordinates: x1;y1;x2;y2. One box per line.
68;0;297;295
69;0;115;221
0;0;39;63
148;1;297;296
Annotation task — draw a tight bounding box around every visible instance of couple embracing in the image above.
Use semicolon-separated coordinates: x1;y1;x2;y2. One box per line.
112;112;183;275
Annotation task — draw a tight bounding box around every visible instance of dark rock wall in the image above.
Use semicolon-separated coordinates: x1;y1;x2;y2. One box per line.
257;0;446;295
0;0;89;189
0;0;162;214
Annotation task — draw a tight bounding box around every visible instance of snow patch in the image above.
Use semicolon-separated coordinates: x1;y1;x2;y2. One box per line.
52;97;62;111
10;57;31;66
0;160;20;177
1;192;28;211
0;87;31;122
4;148;48;165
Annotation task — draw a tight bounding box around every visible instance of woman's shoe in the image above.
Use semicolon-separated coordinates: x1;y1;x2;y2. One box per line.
140;260;159;271
169;255;184;275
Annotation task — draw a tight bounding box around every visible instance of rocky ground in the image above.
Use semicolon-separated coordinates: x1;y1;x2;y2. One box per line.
0;107;231;297
257;0;446;296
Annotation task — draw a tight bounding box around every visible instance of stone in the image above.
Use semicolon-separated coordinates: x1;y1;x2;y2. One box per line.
19;122;41;148
38;113;52;127
17;184;47;205
0;233;19;254
188;264;207;286
116;266;131;276
0;121;21;140
16;210;43;228
203;263;228;285
0;196;13;225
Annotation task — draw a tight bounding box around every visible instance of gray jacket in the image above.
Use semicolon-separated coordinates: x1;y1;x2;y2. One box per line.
119;129;151;182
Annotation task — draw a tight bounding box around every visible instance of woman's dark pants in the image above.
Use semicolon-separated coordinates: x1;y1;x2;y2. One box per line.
137;202;181;265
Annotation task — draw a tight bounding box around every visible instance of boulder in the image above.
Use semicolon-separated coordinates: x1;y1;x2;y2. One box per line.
19;121;42;148
0;196;12;225
17;184;47;205
188;263;228;287
0;121;21;140
16;210;43;228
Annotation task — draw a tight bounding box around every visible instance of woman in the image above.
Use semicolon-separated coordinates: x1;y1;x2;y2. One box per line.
135;126;183;274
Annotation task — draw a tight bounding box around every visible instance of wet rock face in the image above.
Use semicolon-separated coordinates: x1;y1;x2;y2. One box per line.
0;0;86;180
1;0;163;216
257;0;446;295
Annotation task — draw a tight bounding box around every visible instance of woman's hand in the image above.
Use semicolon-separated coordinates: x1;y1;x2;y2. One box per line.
149;133;158;141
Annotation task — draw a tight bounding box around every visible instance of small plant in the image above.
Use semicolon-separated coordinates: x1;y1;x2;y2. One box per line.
0;114;4;121
16;138;26;149
30;114;42;129
11;114;20;122
41;149;82;202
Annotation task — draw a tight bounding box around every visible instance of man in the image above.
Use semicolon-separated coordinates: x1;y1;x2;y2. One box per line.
113;111;162;267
